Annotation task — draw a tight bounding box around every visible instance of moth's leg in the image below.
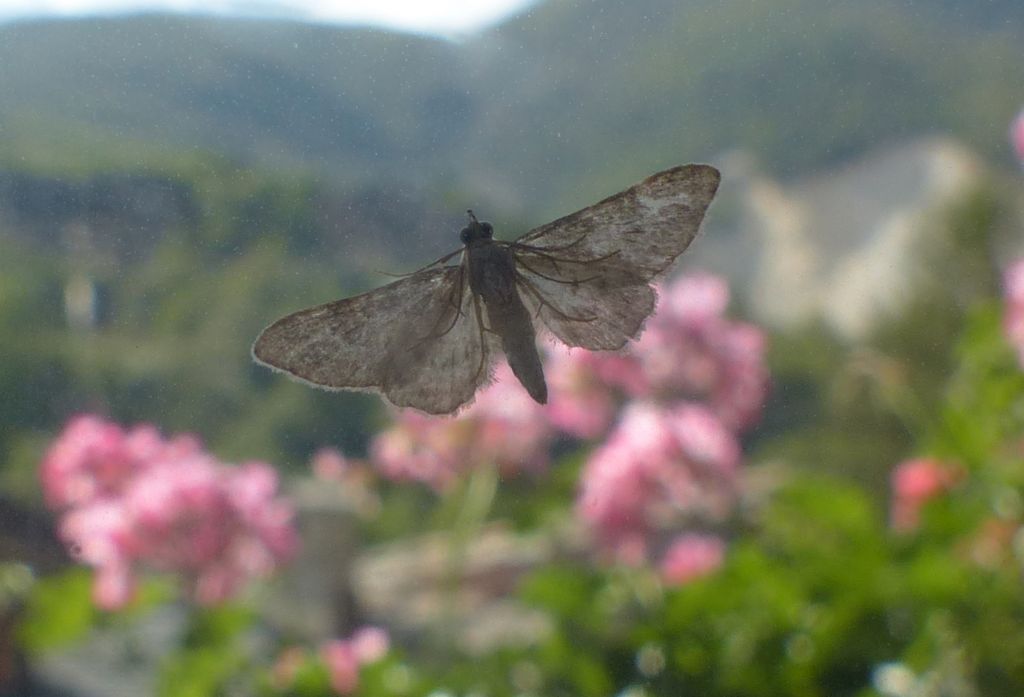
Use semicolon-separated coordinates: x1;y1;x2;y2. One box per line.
481;316;500;337
508;233;588;253
425;266;468;339
470;292;489;383
515;272;599;323
516;246;623;269
519;278;545;320
428;248;464;268
431;290;462;338
516;257;601;285
448;263;467;316
372;249;463;279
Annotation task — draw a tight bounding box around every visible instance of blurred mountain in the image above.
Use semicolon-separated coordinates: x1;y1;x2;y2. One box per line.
690;137;989;338
0;0;1021;229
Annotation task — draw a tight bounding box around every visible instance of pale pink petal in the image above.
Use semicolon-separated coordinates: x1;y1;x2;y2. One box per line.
41;415;130;508
194;564;242;606
92;561;137;610
892;458;951;501
321;640;360;695
659;534;725;585
59;499;133;567
1012;108;1024;165
227;461;281;519
660;273;730;324
544;346;621;438
1003;260;1024;368
312;448;350;480
668;404;741;478
271;647;307;689
350;626;390;664
890;457;957;532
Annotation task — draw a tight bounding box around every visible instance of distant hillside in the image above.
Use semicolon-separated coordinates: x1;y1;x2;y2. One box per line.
0;16;468;185
472;0;1024;213
0;159;465;271
0;0;1021;229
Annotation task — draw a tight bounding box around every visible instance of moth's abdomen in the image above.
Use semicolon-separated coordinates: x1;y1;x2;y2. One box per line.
487;296;547;404
468;240;548;404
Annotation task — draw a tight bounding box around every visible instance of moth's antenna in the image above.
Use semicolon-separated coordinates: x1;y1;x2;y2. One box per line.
467;209;479;224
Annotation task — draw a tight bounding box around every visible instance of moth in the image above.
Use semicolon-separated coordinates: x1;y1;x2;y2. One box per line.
253;164;720;415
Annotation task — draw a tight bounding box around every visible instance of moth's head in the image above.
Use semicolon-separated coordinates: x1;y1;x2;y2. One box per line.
460;209;494;245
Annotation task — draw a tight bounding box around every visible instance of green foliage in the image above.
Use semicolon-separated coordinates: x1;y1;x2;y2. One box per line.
753;182;1018;493
158;606;257;697
17;569;95;652
0;154;391;483
272;244;1024;696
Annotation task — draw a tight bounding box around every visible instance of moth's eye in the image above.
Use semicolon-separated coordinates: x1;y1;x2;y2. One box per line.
481;223;494;238
460;228;472;244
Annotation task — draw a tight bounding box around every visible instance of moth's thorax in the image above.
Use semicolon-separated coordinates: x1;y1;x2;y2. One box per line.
466;240;517;305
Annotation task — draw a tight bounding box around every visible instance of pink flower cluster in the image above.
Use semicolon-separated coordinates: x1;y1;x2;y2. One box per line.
547;273;768;438
366;271;766;583
371;363;553;490
563;273;765;576
271;627;390;695
310;448;382;518
319;626;390;695
576;402;739;564
41;415;297;609
890;457;959;532
1004;260;1024;369
1012;108;1024;166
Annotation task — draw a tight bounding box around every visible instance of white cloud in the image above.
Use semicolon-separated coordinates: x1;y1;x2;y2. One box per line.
0;0;537;34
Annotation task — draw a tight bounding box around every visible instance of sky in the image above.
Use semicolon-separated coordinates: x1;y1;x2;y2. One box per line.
0;0;538;35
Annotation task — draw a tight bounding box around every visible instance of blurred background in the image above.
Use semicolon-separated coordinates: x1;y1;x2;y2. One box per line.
1;0;1024;695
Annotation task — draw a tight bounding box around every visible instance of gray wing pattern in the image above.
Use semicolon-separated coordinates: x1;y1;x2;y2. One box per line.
252;264;493;414
511;164;720;350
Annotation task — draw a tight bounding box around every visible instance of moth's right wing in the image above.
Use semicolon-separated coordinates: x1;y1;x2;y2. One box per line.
252;263;494;415
511;164;720;350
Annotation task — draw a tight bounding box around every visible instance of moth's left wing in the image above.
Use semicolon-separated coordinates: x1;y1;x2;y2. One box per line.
253;262;494;414
510;164;720;350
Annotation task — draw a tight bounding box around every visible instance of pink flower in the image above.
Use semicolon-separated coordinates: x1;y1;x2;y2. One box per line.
632;275;770;432
1003;260;1024;368
312;447;351;480
659;533;726;585
890;457;958;532
543;273;769;439
271;646;308;689
123;458;296;604
123;455;226;567
544;346;620;439
1012;108;1024;166
40;415;200;509
41;415;297;609
58;499;131;569
576;402;739;562
371;364;552;490
349;626;390;663
92;560;136;610
660;272;730;325
320;627;390;695
321;640;360;695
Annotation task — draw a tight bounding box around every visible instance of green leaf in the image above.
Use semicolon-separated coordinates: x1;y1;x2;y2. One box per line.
17;568;95;652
